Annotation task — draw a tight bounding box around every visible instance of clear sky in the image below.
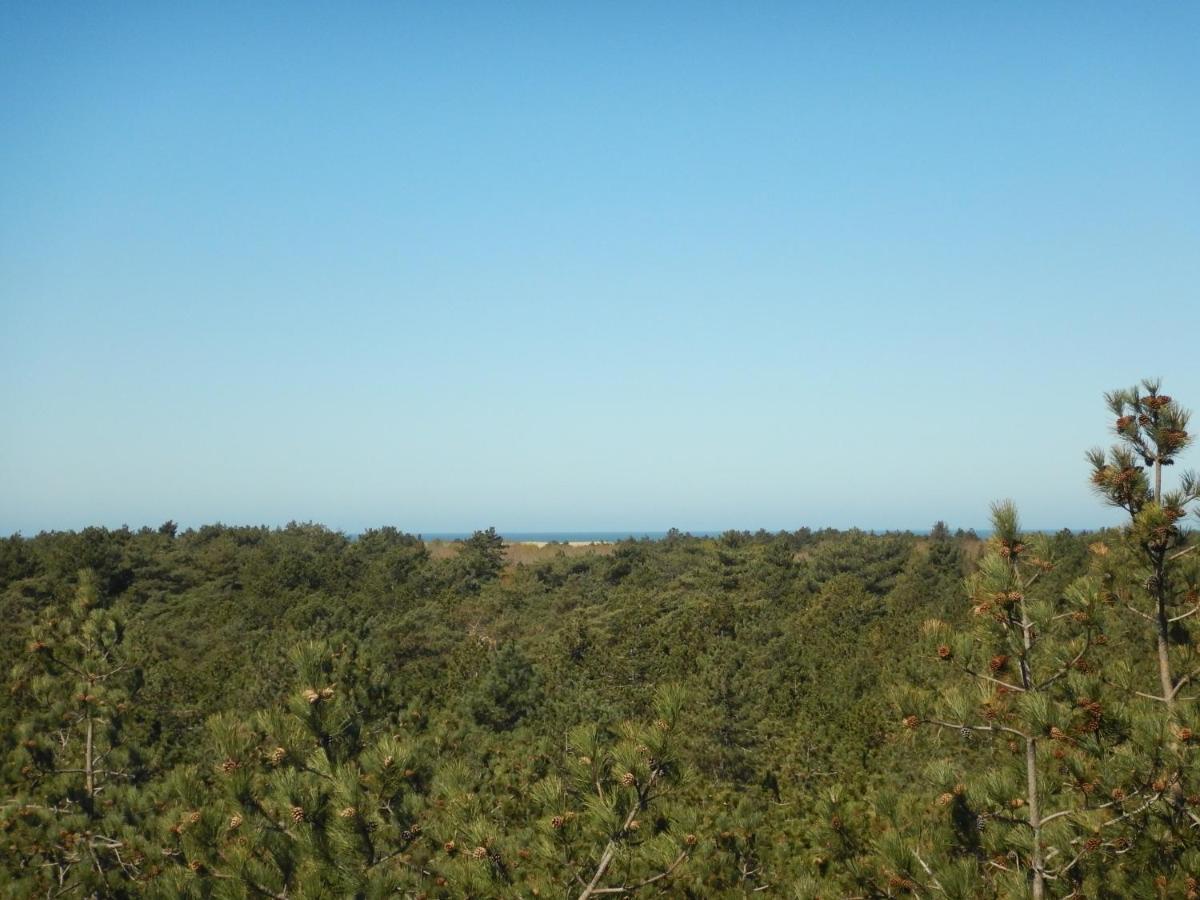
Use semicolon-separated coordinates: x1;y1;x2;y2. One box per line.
2;3;1198;536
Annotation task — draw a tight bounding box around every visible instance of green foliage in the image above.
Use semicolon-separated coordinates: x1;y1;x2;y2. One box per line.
469;642;541;731
2;520;967;895
3;570;148;898
151;640;428;897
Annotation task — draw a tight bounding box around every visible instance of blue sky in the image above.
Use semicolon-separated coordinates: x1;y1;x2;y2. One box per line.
2;3;1198;535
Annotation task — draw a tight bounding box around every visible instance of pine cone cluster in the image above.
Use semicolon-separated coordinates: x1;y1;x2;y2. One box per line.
302;686;335;705
1077;698;1103;733
471;846;488;860
620;771;636;787
290;806;305;823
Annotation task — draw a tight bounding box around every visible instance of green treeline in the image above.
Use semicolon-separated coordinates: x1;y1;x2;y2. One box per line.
2;380;1198;898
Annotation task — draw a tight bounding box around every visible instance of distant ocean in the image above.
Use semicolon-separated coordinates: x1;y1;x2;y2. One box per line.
418;531;719;543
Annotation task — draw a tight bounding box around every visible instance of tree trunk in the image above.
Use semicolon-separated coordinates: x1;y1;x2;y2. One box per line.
1018;591;1044;899
1025;735;1044;899
1157;595;1175;713
85;714;95;801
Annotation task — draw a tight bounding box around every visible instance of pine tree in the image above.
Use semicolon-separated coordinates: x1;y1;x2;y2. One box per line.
455;527;507;593
1087;379;1200;888
383;688;695;898
528;685;695;899
896;503;1121;898
152;639;429;897
469;642;541;732
3;569;146;897
1088;380;1198;713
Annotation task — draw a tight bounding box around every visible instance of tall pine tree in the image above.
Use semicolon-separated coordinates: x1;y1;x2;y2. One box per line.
896;503;1125;898
3;569;145;897
1087;379;1200;891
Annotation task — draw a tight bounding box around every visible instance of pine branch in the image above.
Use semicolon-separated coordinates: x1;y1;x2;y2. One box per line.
954;661;1026;693
576;776;680;899
588;852;688;894
1039;786;1156;828
1168;604;1200;623
910;849;944;894
1169;667;1200;701
922;717;1028;739
1044;790;1167;879
1124;602;1156;622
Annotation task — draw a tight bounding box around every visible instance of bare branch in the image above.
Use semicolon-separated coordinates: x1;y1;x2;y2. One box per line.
922;717;1029;739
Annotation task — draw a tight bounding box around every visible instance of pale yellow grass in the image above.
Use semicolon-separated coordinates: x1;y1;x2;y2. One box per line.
425;539;616;565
